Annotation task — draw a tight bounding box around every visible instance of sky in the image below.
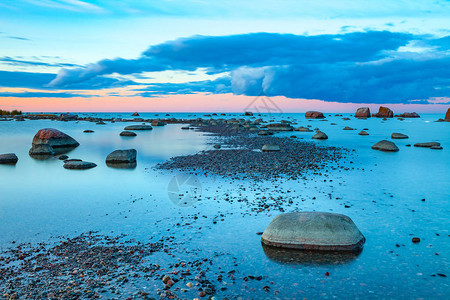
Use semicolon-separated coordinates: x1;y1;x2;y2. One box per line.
0;0;449;113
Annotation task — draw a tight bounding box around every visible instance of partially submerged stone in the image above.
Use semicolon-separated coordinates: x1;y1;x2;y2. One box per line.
445;108;450;122
151;120;167;126
63;161;97;170
120;131;137;137
29;144;55;156
266;123;294;131
32;128;79;148
0;153;18;164
261;144;280;152
374;106;393;118
391;133;409;139
305;111;325;119
261;212;365;252
106;149;137;163
295;126;313;132
124;125;153;131
354;107;371;118
414;142;441;148
372;140;399;152
312;131;328;140
358;130;369;136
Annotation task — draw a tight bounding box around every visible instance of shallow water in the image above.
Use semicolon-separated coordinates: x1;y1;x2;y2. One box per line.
0;113;449;299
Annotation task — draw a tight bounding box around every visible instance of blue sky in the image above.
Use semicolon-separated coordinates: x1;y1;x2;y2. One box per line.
0;0;449;110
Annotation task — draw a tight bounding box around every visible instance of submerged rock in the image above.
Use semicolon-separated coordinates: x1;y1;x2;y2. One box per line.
151;120;167;126
312;131;328;140
124;125;153;131
295;126;313;132
372;140;399;152
358;130;369;136
261;212;365;252
0;153;18;164
354;107;371;118
305;111;325;119
83;130;94;133
261;144;280;152
258;130;269;136
431;145;443;150
32;128;79;148
120;131;137;137
414;142;441;148
391;133;409;139
63;161;97;170
106;149;137;163
397;112;420;118
374;106;393;118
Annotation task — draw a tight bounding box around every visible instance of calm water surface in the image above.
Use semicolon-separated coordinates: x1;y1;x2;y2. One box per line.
0;113;449;299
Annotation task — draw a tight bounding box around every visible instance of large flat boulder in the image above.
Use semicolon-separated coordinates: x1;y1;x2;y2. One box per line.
106;149;137;163
261;212;365;252
391;133;408;139
261;144;280;152
64;161;97;170
32;128;79;148
354;107;371;118
372;140;399;152
0;153;18;164
414;142;441;148
397;112;420;118
124;125;153;131
305;111;325;119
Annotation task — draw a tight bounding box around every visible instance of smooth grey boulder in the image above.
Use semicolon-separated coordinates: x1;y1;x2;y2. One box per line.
120;131;137;137
262;144;280;152
124;125;153;131
372;140;399;152
0;153;18;164
391;133;408;139
106;149;137;163
312;131;328;140
29;144;55;156
63;161;97;170
32;128;79;148
261;212;365;252
414;142;441;148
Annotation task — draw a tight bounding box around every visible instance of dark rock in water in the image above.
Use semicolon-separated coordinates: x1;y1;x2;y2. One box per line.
244;111;253;116
358;130;369;136
295;126;313;132
29;144;55;156
397;112;420;118
354;107;371;118
32;128;79;149
181;126;190;130
0;153;18;164
414;142;441;148
391;133;409;139
63;161;97;170
312;131;328;140
151;120;167;126
430;145;443;150
59;113;78;121
445;108;450;121
83;130;94;133
258;130;269;136
372;140;399;152
106;149;137;163
213;144;221;149
64;159;82;162
374;106;393;118
124;125;153;131
58;155;69;160
120;131;137;137
261;144;280;152
412;237;421;243
96;121;106;125
305;111;325;119
266;123;294;131
261;212;365;252
131;112;140;116
106;161;137;169
343;126;354;130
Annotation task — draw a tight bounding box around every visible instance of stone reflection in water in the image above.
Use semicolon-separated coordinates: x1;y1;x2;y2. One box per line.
262;243;361;266
106;161;137;169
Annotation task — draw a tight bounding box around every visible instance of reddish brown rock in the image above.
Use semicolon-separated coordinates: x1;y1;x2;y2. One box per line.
397;112;420;118
32;128;79;148
354;107;371;118
374;106;393;118
305;111;325;119
445;108;450;122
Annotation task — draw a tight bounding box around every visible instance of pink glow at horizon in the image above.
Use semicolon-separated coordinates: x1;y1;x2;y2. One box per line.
0;93;448;113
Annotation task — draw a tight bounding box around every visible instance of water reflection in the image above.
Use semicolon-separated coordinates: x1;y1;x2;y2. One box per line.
262;243;361;266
